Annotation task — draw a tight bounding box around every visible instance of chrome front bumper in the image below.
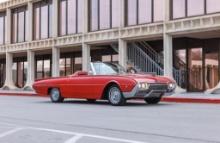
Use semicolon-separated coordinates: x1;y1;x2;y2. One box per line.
123;84;175;99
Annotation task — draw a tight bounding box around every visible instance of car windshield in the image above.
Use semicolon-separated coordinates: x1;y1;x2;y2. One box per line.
91;62;126;75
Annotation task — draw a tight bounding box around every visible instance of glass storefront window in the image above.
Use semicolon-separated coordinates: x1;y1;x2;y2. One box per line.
12;59;27;88
36;55;51;80
0;60;5;87
59;58;66;76
36;60;43;79
44;60;51;78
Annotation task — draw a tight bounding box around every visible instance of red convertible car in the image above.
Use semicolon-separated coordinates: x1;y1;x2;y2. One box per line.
33;62;176;106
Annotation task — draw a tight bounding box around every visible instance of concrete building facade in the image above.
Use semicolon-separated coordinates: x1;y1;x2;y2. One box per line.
1;0;220;93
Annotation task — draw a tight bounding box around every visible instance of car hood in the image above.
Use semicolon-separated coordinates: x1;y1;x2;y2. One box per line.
122;73;174;84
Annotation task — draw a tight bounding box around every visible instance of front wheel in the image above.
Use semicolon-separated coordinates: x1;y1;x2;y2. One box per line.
107;85;126;106
144;97;161;104
50;88;64;103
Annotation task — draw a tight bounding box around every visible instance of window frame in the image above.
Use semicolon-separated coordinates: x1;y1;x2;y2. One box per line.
0;12;6;45
89;0;121;32
33;0;52;40
11;6;27;43
171;0;220;20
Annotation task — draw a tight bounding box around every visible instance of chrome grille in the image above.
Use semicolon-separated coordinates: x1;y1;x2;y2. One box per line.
149;84;167;91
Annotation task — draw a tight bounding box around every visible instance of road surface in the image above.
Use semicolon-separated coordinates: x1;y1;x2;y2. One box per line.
0;95;219;143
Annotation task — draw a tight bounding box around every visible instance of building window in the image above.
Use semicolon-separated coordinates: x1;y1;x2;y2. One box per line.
0;12;6;45
172;0;220;19
207;0;220;14
172;0;186;19
187;0;205;16
126;0;164;26
11;6;28;43
0;60;5;88
60;52;82;76
33;0;53;40
59;0;84;36
35;55;52;79
89;0;120;31
12;58;27;88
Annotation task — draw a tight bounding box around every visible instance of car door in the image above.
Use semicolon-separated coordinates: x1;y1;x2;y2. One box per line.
63;75;96;99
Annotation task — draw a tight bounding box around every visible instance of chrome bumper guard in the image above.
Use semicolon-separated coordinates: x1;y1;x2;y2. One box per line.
123;84;175;99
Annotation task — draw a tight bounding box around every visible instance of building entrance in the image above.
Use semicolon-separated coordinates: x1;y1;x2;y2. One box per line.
174;38;220;92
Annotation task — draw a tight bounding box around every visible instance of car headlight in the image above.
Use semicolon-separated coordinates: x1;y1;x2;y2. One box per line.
138;83;149;90
168;83;176;91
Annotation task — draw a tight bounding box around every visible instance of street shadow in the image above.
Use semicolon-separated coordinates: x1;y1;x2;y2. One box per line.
36;99;173;107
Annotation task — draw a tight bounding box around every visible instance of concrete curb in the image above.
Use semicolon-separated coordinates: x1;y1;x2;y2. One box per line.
162;97;220;104
0;92;37;96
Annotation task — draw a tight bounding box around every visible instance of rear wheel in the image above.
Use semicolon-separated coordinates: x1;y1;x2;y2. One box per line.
107;85;126;106
144;97;161;104
50;88;64;103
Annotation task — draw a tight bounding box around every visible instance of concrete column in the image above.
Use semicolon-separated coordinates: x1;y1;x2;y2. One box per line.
27;2;33;42
83;0;89;33
6;9;11;44
3;53;16;89
82;43;90;71
118;39;127;68
163;34;173;78
52;47;60;77
24;50;35;90
52;0;59;37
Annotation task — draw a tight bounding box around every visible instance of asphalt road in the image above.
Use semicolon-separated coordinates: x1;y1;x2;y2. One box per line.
0;96;219;143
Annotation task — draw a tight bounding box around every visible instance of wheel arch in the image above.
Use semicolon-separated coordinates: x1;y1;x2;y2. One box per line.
101;81;121;100
48;87;61;95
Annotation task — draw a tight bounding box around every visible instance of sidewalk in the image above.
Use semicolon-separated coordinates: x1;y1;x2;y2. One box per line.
0;90;220;104
0;89;37;96
162;93;220;104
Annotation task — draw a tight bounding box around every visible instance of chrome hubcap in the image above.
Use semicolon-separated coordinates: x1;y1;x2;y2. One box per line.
51;89;60;101
109;87;121;104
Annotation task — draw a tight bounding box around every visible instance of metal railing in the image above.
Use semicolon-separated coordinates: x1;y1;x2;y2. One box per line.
128;42;186;87
128;43;164;75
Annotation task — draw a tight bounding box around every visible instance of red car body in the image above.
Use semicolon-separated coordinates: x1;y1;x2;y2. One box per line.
33;62;176;105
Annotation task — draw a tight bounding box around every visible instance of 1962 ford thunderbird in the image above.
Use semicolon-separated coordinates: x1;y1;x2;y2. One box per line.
33;62;176;106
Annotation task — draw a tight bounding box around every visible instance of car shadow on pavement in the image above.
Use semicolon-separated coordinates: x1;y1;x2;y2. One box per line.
37;100;173;107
